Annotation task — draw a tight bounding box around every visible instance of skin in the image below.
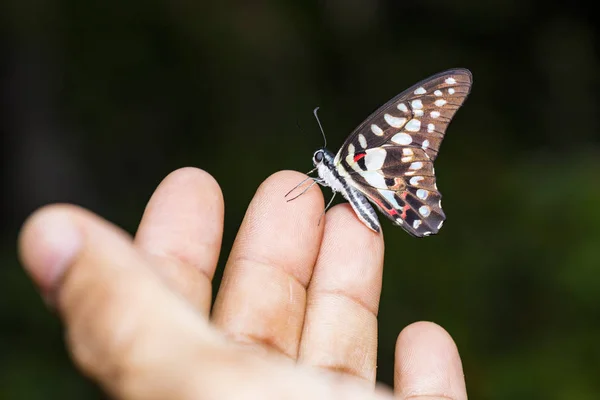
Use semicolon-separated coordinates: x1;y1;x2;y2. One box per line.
18;168;468;399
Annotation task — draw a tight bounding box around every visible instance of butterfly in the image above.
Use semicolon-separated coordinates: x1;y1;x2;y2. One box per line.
287;69;473;237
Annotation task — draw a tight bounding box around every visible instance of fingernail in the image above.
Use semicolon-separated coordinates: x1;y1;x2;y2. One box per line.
21;210;83;302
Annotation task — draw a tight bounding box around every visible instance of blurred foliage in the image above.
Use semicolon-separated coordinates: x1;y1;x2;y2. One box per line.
1;0;599;398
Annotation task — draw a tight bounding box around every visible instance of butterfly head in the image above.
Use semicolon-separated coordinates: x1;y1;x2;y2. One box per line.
312;148;334;168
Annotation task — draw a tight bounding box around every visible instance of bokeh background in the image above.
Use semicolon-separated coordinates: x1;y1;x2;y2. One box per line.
1;0;599;398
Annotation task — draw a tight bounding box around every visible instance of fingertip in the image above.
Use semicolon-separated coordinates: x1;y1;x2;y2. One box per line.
395;321;467;400
137;166;225;267
221;169;327;277
247;170;325;244
159;167;223;203
270;169;315;182
18;204;85;298
396;321;456;349
145;167;224;230
262;170;324;207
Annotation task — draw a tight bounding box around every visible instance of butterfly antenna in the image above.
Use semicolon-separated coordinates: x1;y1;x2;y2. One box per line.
313;107;327;148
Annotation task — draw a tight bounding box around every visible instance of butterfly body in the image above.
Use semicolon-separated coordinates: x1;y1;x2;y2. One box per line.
313;148;381;232
301;69;473;238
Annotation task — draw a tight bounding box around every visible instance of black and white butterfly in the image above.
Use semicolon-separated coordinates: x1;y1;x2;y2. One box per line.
287;69;473;237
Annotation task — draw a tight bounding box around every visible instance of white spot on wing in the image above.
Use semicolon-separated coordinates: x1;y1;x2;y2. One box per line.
430;111;440;118
397;103;408;112
364;148;387;170
445;77;456;85
414;87;426;95
371;124;384;136
427;123;435;133
423;231;432;236
435;99;447;107
437;220;444;229
422;139;430;150
409;161;423;170
434;90;442;96
413;220;422;229
360;171;387;190
381;190;402;209
448;88;455;95
405;119;421;132
416;189;428;199
346;144;356;169
419;205;431;217
384;114;407;128
409;176;424;185
358;134;368;149
402;148;413;156
391;132;412;145
414;110;424;117
411;99;423;109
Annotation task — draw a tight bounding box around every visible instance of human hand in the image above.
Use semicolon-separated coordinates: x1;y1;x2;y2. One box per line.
18;168;467;399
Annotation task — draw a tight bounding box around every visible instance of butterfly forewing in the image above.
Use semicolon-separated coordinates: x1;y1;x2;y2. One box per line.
335;68;472;237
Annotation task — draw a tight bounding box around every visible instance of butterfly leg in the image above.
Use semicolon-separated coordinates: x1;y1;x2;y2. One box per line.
284;167;320;198
285;180;319;202
317;192;337;226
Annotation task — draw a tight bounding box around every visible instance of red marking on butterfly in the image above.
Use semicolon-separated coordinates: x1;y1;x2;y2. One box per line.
370;195;399;217
401;205;410;219
353;152;366;162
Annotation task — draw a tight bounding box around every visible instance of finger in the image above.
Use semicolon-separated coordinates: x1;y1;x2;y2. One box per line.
18;205;395;400
394;322;467;400
212;170;324;359
298;204;384;383
135;168;224;315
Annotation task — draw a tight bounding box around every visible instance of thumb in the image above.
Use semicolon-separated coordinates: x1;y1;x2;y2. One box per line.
18;204;223;398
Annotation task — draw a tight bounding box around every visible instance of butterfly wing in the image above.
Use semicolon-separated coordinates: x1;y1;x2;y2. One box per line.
334;68;472;237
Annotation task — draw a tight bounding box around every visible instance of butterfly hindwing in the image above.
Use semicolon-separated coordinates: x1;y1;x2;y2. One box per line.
335;69;472;237
343;146;445;236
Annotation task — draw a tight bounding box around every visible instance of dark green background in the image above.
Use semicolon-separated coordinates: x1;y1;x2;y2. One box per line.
1;0;599;398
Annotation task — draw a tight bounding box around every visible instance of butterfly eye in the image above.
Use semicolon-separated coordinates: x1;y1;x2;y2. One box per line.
314;151;324;163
